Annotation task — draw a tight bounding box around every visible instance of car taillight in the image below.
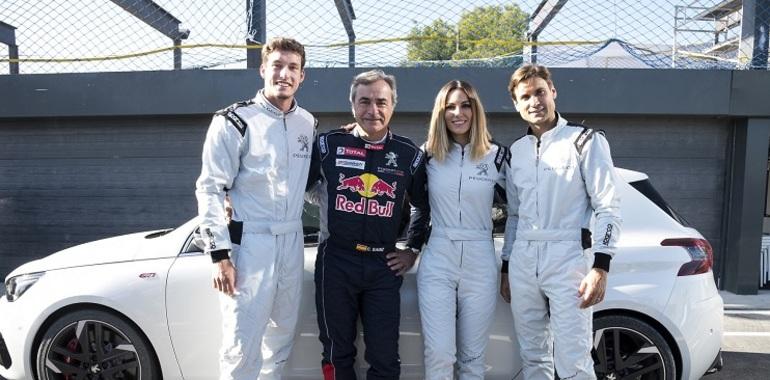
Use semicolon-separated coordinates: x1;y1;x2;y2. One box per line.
661;238;713;276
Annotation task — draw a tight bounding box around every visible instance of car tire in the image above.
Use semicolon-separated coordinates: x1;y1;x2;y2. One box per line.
36;309;158;380
592;315;676;380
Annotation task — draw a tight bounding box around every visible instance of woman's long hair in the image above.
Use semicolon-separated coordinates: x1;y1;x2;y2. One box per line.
425;80;491;162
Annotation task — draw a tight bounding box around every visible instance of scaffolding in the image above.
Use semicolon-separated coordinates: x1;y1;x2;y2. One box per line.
673;0;743;67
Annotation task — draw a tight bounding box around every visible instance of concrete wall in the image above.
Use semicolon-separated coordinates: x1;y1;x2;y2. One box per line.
0;68;768;292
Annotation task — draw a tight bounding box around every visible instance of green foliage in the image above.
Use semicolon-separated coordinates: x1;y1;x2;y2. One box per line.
406;4;529;62
406;19;456;61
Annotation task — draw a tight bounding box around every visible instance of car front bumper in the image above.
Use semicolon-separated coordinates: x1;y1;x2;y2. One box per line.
0;330;11;370
0;297;33;380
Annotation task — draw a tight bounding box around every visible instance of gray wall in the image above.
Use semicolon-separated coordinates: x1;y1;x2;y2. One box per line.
0;68;768;292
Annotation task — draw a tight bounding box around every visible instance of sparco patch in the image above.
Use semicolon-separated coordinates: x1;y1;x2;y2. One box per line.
319;135;328;154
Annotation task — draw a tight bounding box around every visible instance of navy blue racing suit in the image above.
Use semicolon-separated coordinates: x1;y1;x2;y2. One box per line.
307;128;429;380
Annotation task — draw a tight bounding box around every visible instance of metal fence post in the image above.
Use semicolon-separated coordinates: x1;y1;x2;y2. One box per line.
247;0;266;69
0;21;18;74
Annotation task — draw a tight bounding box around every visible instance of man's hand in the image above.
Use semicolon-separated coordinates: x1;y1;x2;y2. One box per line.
386;248;417;276
578;268;607;309
213;259;237;296
500;273;511;303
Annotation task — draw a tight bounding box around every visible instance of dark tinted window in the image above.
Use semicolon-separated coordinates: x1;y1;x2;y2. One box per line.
629;179;691;227
492;184;508;233
303;203;321;244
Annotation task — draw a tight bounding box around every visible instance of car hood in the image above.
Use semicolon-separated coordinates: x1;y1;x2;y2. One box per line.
7;229;180;277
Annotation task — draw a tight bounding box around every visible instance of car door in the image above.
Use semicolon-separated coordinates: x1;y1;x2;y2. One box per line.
165;238;222;379
164;227;323;379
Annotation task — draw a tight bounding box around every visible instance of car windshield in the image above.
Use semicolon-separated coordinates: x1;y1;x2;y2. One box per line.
629;179;691;227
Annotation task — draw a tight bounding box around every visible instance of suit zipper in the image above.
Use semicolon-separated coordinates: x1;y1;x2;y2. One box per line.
282;116;289;219
362;142;373;243
458;146;464;224
535;138;541;221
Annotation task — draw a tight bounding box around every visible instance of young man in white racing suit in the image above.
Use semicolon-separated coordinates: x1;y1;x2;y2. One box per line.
195;37;316;380
500;64;622;380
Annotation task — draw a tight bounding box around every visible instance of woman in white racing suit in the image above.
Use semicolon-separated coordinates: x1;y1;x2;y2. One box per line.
416;80;508;379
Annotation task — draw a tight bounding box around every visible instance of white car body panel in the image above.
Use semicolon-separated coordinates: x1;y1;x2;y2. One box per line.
0;168;723;380
664;274;724;379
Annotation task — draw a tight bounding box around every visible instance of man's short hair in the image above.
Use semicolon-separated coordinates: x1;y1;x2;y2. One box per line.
349;70;398;105
508;64;553;99
261;37;306;69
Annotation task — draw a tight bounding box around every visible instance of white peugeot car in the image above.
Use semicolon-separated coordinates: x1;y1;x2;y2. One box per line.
0;168;723;380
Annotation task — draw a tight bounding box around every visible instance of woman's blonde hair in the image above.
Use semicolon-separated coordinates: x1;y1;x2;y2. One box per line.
426;80;491;162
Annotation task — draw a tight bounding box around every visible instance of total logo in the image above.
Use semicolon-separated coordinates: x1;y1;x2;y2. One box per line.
335;173;397;217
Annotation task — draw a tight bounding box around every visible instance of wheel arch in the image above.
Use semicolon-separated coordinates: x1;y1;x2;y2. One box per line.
30;302;164;380
594;308;683;380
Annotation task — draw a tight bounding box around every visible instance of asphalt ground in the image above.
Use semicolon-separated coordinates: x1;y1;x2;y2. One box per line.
4;291;767;380
705;290;770;379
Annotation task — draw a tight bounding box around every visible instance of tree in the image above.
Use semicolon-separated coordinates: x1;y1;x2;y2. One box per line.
453;5;529;60
406;4;529;62
405;19;456;62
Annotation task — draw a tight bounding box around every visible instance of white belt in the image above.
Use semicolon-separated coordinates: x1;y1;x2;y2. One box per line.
242;220;303;235
431;226;492;241
517;229;581;241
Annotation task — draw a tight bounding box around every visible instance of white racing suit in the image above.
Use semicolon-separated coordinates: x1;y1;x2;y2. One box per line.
502;114;621;380
417;141;508;379
195;90;316;380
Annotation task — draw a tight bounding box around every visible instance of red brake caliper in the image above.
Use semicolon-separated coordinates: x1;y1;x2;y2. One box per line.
63;338;79;380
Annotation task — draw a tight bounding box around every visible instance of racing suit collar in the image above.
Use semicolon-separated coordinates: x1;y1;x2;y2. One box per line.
449;141;468;156
525;112;568;141
352;127;391;144
253;89;298;117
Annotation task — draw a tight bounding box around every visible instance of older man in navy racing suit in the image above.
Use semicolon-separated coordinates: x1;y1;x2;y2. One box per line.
307;70;430;380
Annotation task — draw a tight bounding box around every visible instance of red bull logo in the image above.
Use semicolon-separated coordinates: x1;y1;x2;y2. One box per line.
335;173;397;217
337;173;366;192
371;178;396;198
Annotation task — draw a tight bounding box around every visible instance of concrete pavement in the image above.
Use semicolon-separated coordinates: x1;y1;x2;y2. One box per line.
719;289;770;310
707;290;770;379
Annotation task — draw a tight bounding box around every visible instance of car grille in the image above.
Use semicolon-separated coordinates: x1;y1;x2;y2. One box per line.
0;331;10;369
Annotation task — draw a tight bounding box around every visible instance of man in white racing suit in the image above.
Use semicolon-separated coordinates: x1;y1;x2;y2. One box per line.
195;37;316;380
500;64;622;380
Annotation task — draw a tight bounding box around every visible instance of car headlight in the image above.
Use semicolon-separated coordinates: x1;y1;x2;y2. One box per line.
5;272;45;302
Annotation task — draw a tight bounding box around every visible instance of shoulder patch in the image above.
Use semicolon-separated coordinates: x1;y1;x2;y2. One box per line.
215;100;254;137
420;144;433;163
411;149;425;172
319;134;328;155
491;140;510;171
574;127;596;156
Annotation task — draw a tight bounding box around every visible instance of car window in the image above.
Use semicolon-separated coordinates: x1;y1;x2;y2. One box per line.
492;184;508;234
629;179;691;227
180;202;323;255
303;202;321;245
